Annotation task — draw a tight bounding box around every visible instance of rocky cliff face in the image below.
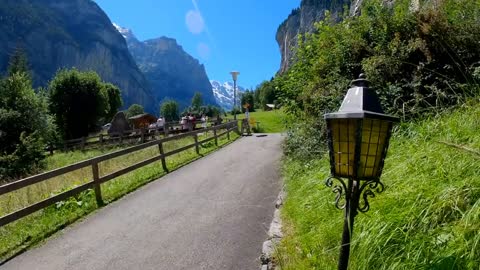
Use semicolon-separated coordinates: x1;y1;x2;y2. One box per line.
276;0;351;73
0;0;156;112
116;25;217;109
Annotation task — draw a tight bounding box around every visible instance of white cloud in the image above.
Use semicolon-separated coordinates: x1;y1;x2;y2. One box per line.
185;10;205;34
186;0;216;48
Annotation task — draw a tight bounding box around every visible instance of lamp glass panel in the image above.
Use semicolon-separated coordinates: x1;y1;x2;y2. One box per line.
357;118;390;179
330;118;359;178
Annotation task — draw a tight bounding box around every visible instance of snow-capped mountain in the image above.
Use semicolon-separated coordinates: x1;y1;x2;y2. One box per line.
113;23;137;41
113;23;218;108
211;80;245;111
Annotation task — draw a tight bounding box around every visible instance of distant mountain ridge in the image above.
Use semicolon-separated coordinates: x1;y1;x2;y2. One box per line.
0;0;157;112
211;80;245;111
115;24;217;109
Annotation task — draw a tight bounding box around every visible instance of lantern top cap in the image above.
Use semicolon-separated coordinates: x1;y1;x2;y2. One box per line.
324;73;400;122
351;73;368;88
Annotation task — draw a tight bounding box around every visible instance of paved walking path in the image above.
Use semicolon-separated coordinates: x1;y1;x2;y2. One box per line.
3;134;283;270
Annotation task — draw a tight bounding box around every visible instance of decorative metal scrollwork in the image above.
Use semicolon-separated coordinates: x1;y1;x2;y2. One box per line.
358;180;385;213
325;177;385;213
325;176;348;210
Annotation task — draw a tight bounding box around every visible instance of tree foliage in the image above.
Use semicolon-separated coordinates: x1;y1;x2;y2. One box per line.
125;104;144;119
276;0;480;120
275;0;480;160
103;83;123;122
48;69;110;140
191;92;203;109
254;80;277;110
0;51;53;178
160;99;179;121
240;90;255;112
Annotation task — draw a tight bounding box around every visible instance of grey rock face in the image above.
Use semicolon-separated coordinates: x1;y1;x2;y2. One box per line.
117;26;217;109
276;0;351;73
0;0;157;113
108;111;131;135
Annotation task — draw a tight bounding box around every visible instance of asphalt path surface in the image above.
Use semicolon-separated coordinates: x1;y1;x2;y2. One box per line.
3;134;283;270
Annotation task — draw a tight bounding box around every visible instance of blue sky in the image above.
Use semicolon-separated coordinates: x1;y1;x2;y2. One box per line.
93;0;300;89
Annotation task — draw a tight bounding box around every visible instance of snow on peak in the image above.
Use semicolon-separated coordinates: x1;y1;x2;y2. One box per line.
113;23;136;40
210;80;245;111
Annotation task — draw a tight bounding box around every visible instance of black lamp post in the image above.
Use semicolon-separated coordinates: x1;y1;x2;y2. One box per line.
324;74;399;270
230;71;240;120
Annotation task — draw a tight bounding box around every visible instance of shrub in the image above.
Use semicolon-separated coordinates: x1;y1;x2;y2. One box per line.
276;0;480;159
0;53;53;178
48;69;112;140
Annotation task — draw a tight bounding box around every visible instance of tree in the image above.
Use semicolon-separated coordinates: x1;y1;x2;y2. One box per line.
255;81;276;110
160;99;179;121
7;47;30;79
49;69;109;140
125;104;144;119
0;54;52;178
191;92;203;109
240;90;255;112
103;83;123;122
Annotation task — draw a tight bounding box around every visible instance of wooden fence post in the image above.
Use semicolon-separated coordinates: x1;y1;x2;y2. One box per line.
81;137;86;150
194;133;200;155
164;123;169;137
213;127;218;146
141;128;145;143
235;120;240;135
92;162;104;206
227;125;231;140
158;142;169;172
99;134;104;146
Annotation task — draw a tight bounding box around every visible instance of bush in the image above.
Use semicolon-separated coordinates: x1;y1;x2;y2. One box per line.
276;0;480;124
283;118;327;160
0;58;52;178
0;132;45;179
125;104;144;119
160;100;179;121
48;69;114;140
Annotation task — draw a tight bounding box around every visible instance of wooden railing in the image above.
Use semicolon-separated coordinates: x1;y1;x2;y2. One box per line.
59;120;227;151
0;121;239;227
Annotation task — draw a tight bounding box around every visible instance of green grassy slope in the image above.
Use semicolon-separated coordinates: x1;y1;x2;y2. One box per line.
236;109;287;133
277;102;480;269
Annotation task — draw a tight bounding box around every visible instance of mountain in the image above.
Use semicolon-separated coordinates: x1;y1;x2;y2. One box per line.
115;25;217;109
210;80;245;111
276;0;351;73
0;0;156;113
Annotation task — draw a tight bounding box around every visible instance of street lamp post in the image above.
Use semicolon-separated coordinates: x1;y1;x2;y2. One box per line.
324;74;399;270
230;71;240;120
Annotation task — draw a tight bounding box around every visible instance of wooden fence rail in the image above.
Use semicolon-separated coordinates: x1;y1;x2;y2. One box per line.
58;119;228;151
0;121;239;227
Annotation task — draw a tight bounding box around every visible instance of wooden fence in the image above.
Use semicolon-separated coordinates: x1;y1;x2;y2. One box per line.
59;119;228;151
0;121;239;227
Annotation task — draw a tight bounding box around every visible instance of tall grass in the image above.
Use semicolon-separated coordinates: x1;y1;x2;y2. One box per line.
276;102;480;269
0;130;239;262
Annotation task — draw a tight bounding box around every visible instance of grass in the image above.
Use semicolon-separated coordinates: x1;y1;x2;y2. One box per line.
276;102;480;269
0;129;239;262
236;109;287;133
